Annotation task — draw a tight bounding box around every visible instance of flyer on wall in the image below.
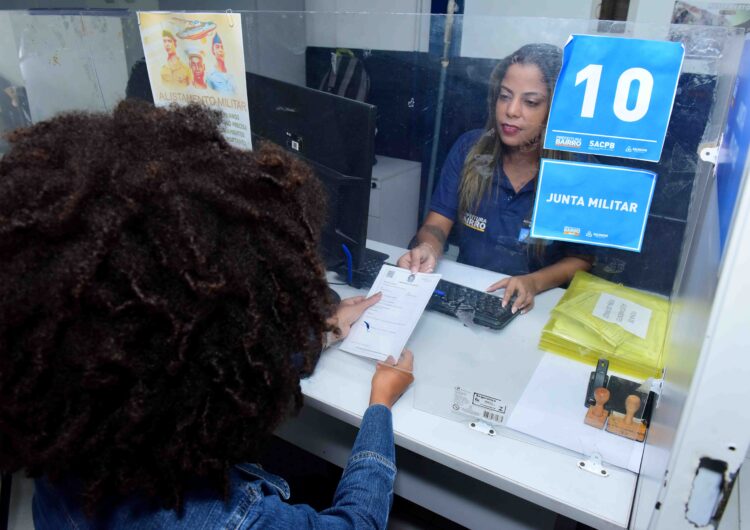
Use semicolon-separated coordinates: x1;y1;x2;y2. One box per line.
137;11;252;150
672;1;750;29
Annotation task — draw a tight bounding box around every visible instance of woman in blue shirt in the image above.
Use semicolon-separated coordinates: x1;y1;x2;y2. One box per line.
399;44;591;314
0;100;413;529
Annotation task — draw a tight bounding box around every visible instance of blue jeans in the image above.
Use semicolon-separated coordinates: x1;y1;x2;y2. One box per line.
33;405;396;529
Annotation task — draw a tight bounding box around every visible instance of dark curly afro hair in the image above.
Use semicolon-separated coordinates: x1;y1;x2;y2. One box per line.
0;100;335;513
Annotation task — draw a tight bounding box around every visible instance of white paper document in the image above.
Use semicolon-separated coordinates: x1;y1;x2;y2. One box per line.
339;265;441;361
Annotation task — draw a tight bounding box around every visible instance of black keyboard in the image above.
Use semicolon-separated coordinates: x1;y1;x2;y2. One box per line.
337;247;390;288
338;251;520;330
427;279;520;330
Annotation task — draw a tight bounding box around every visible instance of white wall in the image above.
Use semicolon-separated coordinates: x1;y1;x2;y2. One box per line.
461;0;598;58
464;0;597;19
0;13;23;86
627;0;674;25
239;1;308;86
11;12;128;121
305;0;431;52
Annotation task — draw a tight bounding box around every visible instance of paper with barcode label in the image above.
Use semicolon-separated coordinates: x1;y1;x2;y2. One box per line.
451;386;507;425
339;265;441;361
592;293;652;339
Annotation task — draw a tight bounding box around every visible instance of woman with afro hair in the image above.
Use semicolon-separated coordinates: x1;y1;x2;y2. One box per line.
0;99;414;529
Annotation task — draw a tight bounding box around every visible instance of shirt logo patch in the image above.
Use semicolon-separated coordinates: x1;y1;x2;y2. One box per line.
463;212;487;232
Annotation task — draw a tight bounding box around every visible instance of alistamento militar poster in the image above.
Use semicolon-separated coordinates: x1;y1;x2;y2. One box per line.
137;12;252;150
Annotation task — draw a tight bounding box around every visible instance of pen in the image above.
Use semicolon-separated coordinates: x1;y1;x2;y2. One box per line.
434;289;445;297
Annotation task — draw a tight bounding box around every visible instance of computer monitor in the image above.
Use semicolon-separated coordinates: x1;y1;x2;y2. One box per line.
245;72;376;273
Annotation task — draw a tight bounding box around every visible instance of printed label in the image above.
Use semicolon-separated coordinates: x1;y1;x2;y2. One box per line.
451;386;505;425
592;293;652;339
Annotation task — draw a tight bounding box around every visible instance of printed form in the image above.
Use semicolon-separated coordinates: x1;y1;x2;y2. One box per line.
340;265;441;361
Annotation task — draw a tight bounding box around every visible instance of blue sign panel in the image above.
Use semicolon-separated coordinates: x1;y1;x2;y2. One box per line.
531;159;657;252
544;35;684;162
717;35;750;253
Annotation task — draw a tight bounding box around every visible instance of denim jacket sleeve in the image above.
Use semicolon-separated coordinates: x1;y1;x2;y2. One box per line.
249;404;396;530
31;405;396;530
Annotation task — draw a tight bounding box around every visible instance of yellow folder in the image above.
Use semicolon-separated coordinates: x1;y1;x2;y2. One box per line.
539;271;669;379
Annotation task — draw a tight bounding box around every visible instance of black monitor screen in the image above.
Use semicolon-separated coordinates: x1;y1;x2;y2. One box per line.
246;72;376;271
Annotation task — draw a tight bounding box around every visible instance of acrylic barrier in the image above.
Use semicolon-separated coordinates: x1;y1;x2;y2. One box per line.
0;9;743;479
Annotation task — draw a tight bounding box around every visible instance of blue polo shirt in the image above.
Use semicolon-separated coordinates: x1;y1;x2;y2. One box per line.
431;129;586;276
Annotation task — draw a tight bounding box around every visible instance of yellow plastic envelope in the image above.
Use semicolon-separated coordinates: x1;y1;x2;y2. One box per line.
540;271;669;379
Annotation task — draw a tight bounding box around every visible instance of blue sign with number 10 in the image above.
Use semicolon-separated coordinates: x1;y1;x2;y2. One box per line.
543;35;684;162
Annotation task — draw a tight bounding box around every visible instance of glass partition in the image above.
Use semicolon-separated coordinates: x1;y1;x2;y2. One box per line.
0;8;742;478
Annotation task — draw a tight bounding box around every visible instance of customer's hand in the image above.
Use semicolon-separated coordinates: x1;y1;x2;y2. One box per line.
370;349;415;409
486;274;538;314
397;243;438;274
325;293;382;347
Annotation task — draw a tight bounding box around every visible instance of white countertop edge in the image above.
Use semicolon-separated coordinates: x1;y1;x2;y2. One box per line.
302;388;636;529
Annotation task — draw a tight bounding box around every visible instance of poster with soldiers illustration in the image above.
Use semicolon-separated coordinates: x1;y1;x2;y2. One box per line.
138;11;252;149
